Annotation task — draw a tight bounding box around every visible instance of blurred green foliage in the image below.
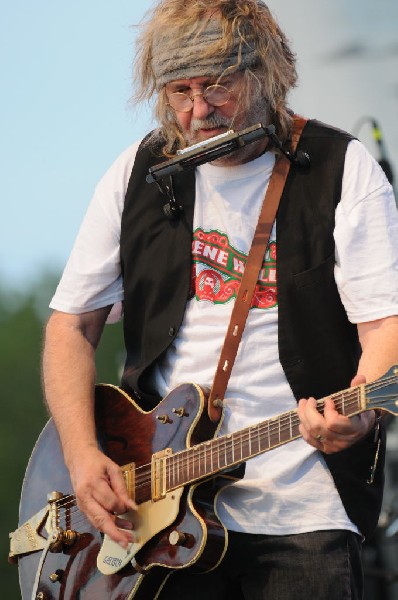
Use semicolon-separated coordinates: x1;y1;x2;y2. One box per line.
0;273;124;598
3;273;396;599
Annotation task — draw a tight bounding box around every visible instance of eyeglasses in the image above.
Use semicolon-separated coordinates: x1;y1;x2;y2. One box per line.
166;84;233;113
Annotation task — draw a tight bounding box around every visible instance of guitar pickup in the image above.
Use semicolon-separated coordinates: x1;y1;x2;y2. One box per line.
123;462;136;503
151;448;172;501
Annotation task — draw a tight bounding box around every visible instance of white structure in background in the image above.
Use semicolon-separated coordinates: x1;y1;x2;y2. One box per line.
267;4;398;597
267;0;398;190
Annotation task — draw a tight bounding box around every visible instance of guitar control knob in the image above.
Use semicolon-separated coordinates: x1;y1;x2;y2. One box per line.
156;414;173;424
168;530;192;546
49;535;63;554
49;569;64;583
61;529;78;546
47;491;63;502
172;407;189;417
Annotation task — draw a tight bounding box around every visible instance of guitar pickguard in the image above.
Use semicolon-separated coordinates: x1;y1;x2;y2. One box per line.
97;487;184;575
14;382;226;599
12;370;398;598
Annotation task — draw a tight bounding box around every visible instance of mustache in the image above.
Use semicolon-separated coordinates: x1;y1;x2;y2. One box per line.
190;114;232;133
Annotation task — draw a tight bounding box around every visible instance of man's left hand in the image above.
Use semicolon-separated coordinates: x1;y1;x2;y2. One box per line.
297;374;376;454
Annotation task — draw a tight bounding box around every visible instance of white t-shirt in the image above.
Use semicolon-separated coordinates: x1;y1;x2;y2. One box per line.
50;137;398;536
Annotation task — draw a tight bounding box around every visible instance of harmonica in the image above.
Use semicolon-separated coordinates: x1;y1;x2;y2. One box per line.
146;123;274;183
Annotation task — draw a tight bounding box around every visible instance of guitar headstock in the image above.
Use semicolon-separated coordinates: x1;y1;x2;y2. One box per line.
366;366;398;415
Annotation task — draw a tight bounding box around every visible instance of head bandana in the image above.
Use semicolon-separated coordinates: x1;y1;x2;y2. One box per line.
151;18;258;89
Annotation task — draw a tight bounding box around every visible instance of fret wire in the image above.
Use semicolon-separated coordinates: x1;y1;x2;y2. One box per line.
117;384;364;489
139;395;383;494
244;429;249;458
257;422;261;454
132;373;397;489
239;429;243;461
161;380;397;489
136;394;352;493
165;402;324;485
125;375;398;488
170;408;293;476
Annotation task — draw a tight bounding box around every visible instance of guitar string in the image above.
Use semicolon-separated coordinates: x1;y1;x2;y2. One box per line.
53;377;397;528
161;387;396;486
58;374;397;506
151;377;397;488
57;408;394;528
53;377;397;524
126;376;397;488
54;399;392;533
54;380;397;526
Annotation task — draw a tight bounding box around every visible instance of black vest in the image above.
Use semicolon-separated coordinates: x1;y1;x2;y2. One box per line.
119;120;385;538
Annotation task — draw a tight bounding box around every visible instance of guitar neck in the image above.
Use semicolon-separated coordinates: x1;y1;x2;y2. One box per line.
164;383;367;491
122;367;397;502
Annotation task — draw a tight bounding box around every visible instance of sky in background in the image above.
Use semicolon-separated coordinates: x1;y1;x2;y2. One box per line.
1;0;397;291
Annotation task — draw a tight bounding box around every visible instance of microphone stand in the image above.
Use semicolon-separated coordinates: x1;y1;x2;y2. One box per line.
146;123;309;219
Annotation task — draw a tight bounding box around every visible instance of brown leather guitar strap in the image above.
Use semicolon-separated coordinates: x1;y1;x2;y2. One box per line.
208;116;307;422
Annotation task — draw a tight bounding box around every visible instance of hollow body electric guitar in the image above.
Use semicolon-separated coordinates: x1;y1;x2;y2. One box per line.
10;367;398;599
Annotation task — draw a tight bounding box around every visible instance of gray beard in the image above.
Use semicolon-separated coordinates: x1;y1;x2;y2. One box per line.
183;95;270;165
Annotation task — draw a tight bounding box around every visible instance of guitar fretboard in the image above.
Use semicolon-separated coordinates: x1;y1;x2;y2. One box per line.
164;385;364;491
127;370;398;504
52;370;396;518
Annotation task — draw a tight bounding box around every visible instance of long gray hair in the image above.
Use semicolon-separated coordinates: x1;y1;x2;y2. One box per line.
133;0;297;155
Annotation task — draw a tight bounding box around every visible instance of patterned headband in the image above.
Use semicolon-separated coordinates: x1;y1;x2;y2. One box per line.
151;18;257;89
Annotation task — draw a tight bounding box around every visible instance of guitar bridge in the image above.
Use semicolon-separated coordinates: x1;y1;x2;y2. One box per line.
8;490;75;561
8;506;49;562
152;448;172;501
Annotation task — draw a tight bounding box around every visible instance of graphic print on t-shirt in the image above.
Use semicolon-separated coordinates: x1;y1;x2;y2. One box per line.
192;228;277;309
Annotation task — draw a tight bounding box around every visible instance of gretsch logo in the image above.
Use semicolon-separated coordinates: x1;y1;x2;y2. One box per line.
23;523;38;549
103;555;123;568
192;229;277;309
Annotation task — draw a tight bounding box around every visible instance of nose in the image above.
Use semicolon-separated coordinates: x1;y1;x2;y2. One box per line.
191;93;214;119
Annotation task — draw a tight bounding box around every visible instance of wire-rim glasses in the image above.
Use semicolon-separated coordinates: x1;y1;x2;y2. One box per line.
167;84;233;113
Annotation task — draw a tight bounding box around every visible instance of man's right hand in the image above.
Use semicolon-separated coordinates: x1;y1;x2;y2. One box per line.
67;446;137;549
43;308;136;548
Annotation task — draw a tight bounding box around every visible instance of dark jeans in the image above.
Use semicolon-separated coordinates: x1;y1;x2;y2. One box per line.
158;529;363;600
